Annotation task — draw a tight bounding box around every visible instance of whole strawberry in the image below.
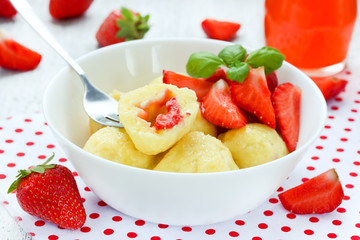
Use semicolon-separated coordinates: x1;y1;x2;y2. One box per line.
96;7;150;47
8;154;86;230
49;0;93;19
0;0;17;18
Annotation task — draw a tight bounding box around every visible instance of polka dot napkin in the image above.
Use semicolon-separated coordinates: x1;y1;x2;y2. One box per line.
0;72;359;240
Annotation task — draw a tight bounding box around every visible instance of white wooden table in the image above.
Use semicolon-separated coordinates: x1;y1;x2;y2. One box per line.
0;0;359;239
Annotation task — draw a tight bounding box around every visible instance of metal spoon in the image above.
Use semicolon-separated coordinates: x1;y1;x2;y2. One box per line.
10;0;123;128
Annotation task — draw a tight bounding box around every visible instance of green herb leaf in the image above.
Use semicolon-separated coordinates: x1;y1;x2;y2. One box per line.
226;62;250;83
186;52;225;78
218;44;247;67
246;46;285;74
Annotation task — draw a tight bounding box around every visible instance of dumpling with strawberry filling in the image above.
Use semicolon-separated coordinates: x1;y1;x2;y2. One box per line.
219;123;288;168
83;127;155;169
118;83;199;155
154;131;239;173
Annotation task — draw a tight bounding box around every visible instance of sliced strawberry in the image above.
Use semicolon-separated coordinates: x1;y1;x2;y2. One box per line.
265;71;278;93
96;8;150;47
49;0;93;19
279;168;344;214
163;70;213;100
230;67;276;128
272;82;301;152
202;68;227;82
0;0;17;18
310;76;347;101
154;97;184;130
0;31;41;71
201;79;247;128
201;18;241;41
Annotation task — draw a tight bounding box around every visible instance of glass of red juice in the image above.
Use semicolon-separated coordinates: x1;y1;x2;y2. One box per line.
264;0;357;77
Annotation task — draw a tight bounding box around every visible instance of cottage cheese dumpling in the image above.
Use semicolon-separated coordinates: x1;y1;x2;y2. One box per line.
154;131;239;173
220;123;288;168
190;111;217;137
118;83;199;155
83;127;155;169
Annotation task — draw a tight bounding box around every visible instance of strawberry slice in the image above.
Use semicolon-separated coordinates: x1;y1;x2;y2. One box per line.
202;68;227;82
279;168;344;214
163;70;214;100
0;31;42;71
154;97;184;130
230;67;276;128
201;18;241;41
265;71;278;93
272;82;301;152
310;76;347;101
0;0;17;18
201;79;247;128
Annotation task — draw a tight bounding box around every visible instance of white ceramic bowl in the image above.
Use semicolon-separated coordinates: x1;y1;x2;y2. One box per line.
43;38;327;226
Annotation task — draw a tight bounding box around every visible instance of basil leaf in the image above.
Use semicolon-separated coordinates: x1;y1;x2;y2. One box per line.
226;62;250;83
246;46;285;74
218;44;247;67
186;52;225;78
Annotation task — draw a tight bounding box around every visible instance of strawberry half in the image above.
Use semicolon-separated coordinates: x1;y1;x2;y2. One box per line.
96;7;150;47
163;70;214;100
279;168;344;214
310;76;348;101
0;0;17;18
272;82;301;152
49;0;93;19
201;18;241;41
0;31;42;71
154;97;184;130
230;67;276;128
201;79;247;128
8;154;86;229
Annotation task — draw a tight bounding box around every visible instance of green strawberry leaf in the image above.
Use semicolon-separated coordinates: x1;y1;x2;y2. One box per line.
186;52;225;78
226;62;250;83
246;46;285;74
218;44;247;67
116;7;150;41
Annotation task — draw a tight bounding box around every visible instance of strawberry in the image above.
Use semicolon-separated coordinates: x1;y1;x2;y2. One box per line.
202;68;227;82
96;7;150;47
201;79;247;128
230;67;276;128
272;82;301;152
0;30;42;71
49;0;93;19
310;76;348;101
0;0;17;18
265;71;278;93
279;168;344;214
201;18;241;41
163;70;214;100
8;154;86;229
154;97;184;130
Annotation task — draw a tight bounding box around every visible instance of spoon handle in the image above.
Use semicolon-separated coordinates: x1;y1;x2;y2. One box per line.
9;0;87;78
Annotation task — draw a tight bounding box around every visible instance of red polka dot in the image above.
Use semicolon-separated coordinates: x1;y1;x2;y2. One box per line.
158;224;169;229
337;207;346;213
35;131;43;135
38;155;46;159
252;237;262;240
277;186;284;192
229;231;239;237
333;158;341;163
24;118;32;122
112;216;122;222
235;220;245;225
336;148;344;152
47;144;55;148
328;233;337;238
281;226;291;232
84;187;91;191
14;216;22;222
332;220;342;225
356;223;360;228
335;97;343;101
340;138;348;142
286;213;296;219
331;106;338;110
182;226;192;232
325;125;331;129
320;135;327;140
302;177;309;183
350;172;358;177
351;236;360;240
89;213;99;219
328;115;334;119
151;237;161;240
35;220;45;227
307;166;315;171
0;149;4;154
58;158;67;162
0;174;7;179
48;235;58;240
80;226;91;232
304;229;314;235
205;229;215;235
72;172;78;176
315;146;323;150
258;223;268;229
264;210;273;216
348;118;355;122
311;156;319;160
309;217;319;223
98;200;107;206
28;232;35;236
344;195;350;200
269;198;279;204
354;161;360;166
16;152;25;157
135;220;145;226
2;201;9;205
26;142;34;146
344;128;351;131
104;229;114;235
345;184;354;189
15;128;23;133
127;232;137;238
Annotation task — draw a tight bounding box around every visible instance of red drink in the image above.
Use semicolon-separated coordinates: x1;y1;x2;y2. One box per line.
265;0;357;76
